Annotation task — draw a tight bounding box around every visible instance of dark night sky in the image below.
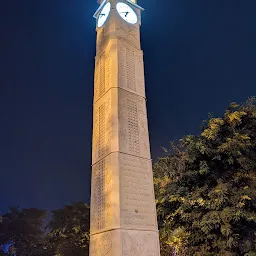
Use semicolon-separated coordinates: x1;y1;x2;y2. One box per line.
1;0;255;213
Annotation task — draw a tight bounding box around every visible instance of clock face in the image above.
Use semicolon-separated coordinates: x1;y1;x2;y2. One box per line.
116;2;138;24
97;2;111;28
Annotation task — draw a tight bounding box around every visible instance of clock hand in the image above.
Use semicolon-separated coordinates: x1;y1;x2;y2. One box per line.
120;11;129;17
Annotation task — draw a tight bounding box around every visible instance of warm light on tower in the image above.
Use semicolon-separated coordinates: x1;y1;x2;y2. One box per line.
90;0;160;255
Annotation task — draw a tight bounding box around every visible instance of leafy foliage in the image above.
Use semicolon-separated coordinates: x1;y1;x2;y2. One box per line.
154;98;256;256
46;202;90;256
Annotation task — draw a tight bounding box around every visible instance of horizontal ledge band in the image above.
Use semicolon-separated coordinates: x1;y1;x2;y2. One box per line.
91;227;159;236
93;86;146;105
91;151;152;167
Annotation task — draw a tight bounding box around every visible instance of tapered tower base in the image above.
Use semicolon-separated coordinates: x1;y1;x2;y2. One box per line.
90;229;160;256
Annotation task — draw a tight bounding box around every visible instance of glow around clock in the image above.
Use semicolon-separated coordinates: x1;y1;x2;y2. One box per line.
116;2;138;24
97;2;111;28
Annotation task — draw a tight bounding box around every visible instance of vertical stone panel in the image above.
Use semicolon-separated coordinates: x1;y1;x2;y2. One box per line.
126;49;136;92
134;52;145;96
98;103;106;159
99;55;106;97
127;99;140;155
119;45;126;89
90;229;160;256
119;153;157;230
119;90;150;159
91;159;108;232
94;50;111;102
90;231;114;256
118;43;145;97
91;153;120;234
121;230;160;256
116;18;141;49
92;91;112;164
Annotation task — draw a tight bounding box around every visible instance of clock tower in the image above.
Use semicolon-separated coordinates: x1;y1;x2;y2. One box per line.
90;0;160;255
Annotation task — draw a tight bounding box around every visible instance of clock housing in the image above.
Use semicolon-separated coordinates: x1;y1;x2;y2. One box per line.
97;2;111;27
116;2;138;24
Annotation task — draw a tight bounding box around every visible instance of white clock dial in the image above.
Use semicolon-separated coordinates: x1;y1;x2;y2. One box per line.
97;2;111;28
116;2;138;24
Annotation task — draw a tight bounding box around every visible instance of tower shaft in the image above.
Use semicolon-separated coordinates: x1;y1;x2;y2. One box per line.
90;1;160;255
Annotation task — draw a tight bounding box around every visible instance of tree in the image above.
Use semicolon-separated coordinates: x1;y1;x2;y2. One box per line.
46;202;90;256
0;207;48;255
154;98;256;256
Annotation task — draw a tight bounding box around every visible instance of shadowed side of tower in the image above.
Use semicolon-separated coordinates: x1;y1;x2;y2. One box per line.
90;0;161;255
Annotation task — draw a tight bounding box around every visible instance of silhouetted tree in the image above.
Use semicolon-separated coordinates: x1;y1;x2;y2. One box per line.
0;207;49;255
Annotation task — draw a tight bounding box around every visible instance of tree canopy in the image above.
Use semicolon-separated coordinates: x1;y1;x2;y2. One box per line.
46;202;90;256
154;98;256;256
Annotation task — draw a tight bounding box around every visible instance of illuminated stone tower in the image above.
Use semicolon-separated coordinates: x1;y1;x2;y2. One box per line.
90;0;160;255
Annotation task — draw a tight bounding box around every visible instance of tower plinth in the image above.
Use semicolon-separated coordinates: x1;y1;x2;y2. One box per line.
90;1;160;255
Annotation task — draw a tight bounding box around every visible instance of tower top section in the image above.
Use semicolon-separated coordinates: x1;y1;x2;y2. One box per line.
93;0;144;20
98;0;137;3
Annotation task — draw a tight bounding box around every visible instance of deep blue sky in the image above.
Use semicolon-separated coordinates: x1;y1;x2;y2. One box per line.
1;0;255;213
